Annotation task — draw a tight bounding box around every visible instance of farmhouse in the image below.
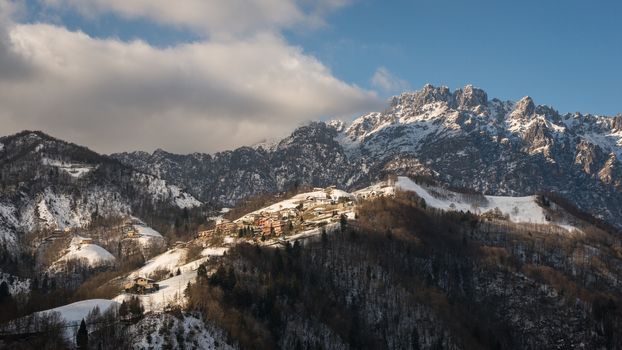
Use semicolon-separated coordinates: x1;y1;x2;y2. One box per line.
123;225;139;238
124;277;159;294
77;236;93;245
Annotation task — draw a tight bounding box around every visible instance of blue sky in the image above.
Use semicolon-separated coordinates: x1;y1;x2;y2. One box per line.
26;0;622;115
1;0;620;153
289;0;622;115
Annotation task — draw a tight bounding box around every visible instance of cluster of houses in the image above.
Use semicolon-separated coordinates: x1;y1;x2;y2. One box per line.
197;213;294;240
197;187;360;243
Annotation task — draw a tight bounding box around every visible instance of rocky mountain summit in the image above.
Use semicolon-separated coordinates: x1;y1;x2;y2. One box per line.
113;84;622;230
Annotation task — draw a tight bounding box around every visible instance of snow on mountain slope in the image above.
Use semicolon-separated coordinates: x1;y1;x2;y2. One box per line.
37;299;120;339
128;218;166;249
21;188;132;232
235;188;354;222
395;176;580;231
129;247;189;279
41;157;96;178
39;299;119;324
353;181;396;198
118;263;202;312
130;313;234;350
51;236;115;270
135;172;201;209
201;247;229;257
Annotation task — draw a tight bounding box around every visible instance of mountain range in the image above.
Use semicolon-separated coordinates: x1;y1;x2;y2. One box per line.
113;84;622;229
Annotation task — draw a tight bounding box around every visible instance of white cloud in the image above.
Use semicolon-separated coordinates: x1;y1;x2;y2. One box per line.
40;0;351;38
0;21;379;153
371;66;410;94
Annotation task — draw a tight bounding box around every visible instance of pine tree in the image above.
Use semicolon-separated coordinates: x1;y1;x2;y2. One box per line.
76;319;89;349
129;296;144;319
0;281;10;304
119;300;128;318
197;264;207;280
340;214;347;233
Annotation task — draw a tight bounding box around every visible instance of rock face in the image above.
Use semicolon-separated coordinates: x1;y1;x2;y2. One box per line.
112;84;622;228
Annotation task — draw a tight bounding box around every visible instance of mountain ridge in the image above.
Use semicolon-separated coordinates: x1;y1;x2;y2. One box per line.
0;130;202;261
110;84;622;231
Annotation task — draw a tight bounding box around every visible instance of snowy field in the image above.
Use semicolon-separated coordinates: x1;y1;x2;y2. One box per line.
129;248;188;278
395;176;581;232
38;299;119;325
117;267;199;312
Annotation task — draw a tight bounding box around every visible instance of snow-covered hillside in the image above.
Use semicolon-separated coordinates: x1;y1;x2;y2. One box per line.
235;188;353;223
394;176;581;232
24;188;131;231
38;299;118;325
127;218;166;251
41;158;97;178
0;130;204;259
133;172;201;209
116;266;199;312
129;247;189;279
129;313;234;350
51;236;115;271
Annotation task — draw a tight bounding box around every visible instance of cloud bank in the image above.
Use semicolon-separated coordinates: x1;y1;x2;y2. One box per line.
0;0;379;153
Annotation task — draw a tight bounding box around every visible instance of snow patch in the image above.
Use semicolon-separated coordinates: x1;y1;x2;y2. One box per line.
395;176;549;224
52;236;115;269
201;247;229;257
38;299;118;329
130;248;188;279
42;157;96;178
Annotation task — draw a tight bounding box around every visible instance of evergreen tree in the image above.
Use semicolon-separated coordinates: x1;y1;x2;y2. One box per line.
119;300;128;318
0;281;10;304
197;264;207;280
411;327;420;350
128;296;144;319
76;319;89;349
340;214;348;233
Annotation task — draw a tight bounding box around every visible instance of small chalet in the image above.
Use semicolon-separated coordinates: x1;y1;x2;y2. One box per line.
123;226;139;238
124;277;159;294
78;237;93;245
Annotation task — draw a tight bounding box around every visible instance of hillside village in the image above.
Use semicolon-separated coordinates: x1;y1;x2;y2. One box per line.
195;184;395;247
